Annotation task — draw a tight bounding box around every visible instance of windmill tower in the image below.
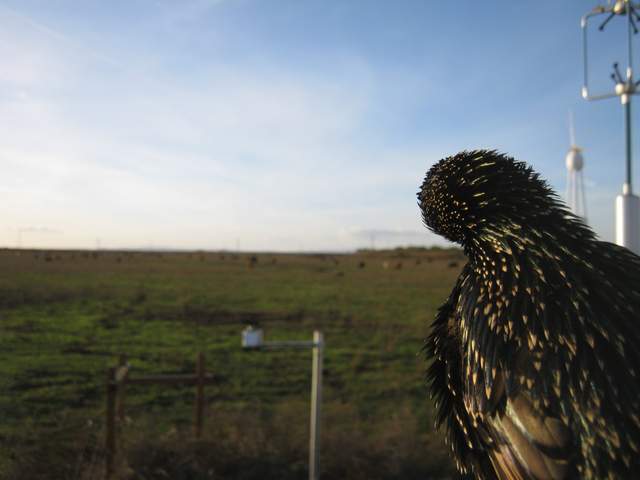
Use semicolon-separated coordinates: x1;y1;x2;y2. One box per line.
566;112;587;219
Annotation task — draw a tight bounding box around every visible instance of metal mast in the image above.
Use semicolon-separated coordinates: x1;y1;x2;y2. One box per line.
582;0;640;253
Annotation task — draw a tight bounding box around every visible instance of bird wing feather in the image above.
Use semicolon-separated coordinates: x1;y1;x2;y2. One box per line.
426;265;498;479
429;264;574;479
485;386;571;480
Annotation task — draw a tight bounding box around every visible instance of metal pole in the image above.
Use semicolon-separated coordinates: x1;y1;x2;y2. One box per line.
626;0;634;192
582;2;640;252
106;367;116;479
195;352;205;438
578;170;588;222
116;354;127;423
628;1;634;74
582;13;589;99
309;331;323;480
625;95;633;191
575;174;579;215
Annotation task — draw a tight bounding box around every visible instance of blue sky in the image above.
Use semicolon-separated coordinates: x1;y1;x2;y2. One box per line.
0;0;637;251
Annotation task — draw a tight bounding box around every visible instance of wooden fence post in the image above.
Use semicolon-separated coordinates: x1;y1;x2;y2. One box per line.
106;367;117;479
104;350;214;477
195;352;205;438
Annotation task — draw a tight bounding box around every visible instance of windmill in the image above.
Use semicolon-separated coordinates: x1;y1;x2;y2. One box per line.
566;112;587;219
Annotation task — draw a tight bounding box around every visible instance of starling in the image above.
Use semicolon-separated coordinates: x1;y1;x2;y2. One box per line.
418;150;640;479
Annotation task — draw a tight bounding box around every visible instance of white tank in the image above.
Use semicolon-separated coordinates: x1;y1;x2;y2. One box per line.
566;147;584;171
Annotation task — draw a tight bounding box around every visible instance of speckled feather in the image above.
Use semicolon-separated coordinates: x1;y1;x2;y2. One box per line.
419;150;640;479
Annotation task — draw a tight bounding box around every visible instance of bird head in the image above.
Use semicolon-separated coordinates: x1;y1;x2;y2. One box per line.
418;150;557;246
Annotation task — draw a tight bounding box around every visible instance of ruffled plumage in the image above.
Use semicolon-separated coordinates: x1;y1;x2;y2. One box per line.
419;150;640;479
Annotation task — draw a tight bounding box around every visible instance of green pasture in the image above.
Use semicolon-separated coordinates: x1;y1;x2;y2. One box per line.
0;247;463;479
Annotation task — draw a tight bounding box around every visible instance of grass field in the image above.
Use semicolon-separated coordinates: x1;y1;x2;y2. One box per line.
0;247;464;480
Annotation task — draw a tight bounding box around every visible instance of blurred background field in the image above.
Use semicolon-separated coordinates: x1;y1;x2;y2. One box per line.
0;247;463;479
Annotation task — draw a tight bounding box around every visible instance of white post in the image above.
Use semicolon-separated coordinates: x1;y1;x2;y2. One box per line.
309;331;323;480
616;184;640;254
241;327;324;479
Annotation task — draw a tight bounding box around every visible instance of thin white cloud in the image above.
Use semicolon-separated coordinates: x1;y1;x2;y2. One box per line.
0;4;121;68
0;20;389;250
17;226;62;234
350;228;425;239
